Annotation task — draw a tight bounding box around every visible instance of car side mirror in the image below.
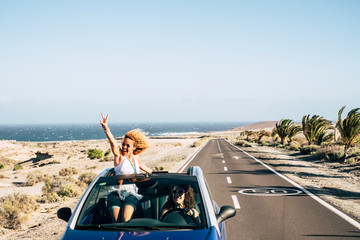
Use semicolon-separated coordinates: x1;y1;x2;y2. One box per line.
57;207;72;222
216;205;236;224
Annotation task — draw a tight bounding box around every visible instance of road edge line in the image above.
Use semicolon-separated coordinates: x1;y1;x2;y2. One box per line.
178;140;209;173
228;140;360;230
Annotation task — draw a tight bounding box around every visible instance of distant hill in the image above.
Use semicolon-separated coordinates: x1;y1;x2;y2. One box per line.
229;121;278;132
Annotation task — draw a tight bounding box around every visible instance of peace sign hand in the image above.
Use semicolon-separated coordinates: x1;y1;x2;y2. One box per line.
100;113;109;129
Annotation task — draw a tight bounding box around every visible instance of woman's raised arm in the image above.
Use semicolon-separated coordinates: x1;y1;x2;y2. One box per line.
100;113;120;158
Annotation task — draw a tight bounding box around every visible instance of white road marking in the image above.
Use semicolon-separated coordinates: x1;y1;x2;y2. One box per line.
224;167;228;171
226;177;232;184
232;156;241;159
239;188;302;196
222;160;225;164
231;195;241;209
217;140;221;153
178;142;208;173
227;140;360;230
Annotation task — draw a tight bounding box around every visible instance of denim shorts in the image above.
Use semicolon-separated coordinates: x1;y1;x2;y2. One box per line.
107;191;139;211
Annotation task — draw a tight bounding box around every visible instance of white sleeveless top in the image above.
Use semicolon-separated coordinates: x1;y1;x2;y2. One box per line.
114;155;140;175
112;155;142;200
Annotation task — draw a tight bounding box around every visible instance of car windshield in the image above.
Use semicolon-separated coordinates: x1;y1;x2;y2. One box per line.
76;173;207;230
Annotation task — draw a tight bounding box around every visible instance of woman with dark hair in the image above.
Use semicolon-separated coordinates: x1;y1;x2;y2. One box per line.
160;185;200;223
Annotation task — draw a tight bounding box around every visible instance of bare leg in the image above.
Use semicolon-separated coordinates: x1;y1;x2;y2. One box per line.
110;207;120;222
122;205;135;222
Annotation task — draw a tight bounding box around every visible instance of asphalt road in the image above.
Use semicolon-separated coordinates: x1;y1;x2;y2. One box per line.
182;139;360;240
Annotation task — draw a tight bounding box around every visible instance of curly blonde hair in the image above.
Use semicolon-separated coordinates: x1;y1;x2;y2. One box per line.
124;129;150;155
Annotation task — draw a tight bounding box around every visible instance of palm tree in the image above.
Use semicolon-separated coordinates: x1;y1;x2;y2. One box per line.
272;119;293;145
302;114;333;145
287;125;302;144
314;131;334;145
336;106;360;159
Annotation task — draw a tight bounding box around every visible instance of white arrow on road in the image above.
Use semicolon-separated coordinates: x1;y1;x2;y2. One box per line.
232;156;241;160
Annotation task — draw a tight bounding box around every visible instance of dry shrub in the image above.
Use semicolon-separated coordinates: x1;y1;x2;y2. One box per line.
0;193;39;229
192;140;204;147
104;149;111;156
225;136;234;141
292;135;308;145
13;164;24;171
49;160;60;164
99;156;112;162
173;142;182;147
41;176;80;203
25;171;51;186
234;140;251;147
59;167;79;176
258;136;272;144
86;165;97;170
58;183;82;198
41;176;63;203
41;192;61;203
78;172;97;185
300;145;320;155
345;157;357;164
285;142;301;151
261;141;279;147
349;146;360;157
315;144;344;161
155;166;165;171
88;148;104;159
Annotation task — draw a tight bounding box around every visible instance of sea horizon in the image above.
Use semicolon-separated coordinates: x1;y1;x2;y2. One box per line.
0;121;252;142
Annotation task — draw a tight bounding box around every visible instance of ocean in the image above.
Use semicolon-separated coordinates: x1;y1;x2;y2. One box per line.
0;122;250;142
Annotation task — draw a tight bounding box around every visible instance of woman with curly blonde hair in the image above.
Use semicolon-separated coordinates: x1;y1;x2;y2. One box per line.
100;113;153;222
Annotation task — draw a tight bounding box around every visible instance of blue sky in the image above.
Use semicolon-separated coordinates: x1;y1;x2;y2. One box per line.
1;0;359;124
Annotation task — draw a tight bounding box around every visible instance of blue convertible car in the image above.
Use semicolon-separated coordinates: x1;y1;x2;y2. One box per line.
57;166;236;240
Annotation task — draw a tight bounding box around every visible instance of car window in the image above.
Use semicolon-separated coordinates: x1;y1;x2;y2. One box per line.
76;176;207;230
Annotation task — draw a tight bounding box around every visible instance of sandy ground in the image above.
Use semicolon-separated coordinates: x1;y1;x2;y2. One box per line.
0;138;200;239
1;122;359;239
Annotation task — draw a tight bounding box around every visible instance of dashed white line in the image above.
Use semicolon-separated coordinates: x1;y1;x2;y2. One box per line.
216;140;221;153
231;195;241;209
224;167;228;171
226;177;232;184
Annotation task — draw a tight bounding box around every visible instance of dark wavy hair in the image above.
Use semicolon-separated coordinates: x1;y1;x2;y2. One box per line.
163;185;195;209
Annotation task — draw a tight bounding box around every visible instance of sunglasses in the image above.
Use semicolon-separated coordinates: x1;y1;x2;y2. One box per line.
171;189;185;195
121;142;132;148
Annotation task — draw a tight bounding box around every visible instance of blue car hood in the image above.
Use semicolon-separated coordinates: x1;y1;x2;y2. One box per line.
66;228;215;240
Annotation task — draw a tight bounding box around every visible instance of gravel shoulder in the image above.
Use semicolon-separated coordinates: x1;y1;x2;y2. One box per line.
239;142;360;222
